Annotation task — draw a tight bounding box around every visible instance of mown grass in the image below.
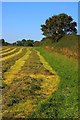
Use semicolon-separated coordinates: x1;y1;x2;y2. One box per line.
28;47;78;118
2;48;20;58
4;48;31;84
1;47;14;54
2;44;79;119
2;49;60;118
2;47;27;76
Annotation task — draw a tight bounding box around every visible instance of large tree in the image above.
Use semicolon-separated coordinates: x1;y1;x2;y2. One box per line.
41;13;77;41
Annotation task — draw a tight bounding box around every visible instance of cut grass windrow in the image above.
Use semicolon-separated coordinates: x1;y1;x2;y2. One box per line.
36;50;57;75
0;46;8;51
29;74;60;98
29;47;78;118
2;48;20;58
2;48;27;73
2;49;60;118
4;48;31;84
0;48;17;57
0;48;23;62
0;47;14;54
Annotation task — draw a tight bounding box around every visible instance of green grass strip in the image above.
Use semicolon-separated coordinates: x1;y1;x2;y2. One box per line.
30;47;78;118
36;50;57;75
35;49;60;98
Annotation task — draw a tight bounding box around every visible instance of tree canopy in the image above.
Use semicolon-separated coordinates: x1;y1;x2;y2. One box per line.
41;13;77;42
15;39;34;46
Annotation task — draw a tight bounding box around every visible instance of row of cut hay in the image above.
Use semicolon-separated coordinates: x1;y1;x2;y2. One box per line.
35;49;60;98
0;48;17;57
2;48;60;118
0;47;15;54
2;47;27;73
36;50;57;75
0;46;10;51
19;49;60;98
0;47;23;62
30;47;78;118
2;47;15;53
19;49;53;75
1;46;8;51
1;48;20;58
3;48;31;84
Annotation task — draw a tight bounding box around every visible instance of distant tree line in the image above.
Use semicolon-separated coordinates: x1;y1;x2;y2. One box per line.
13;39;34;46
0;38;41;47
13;39;41;47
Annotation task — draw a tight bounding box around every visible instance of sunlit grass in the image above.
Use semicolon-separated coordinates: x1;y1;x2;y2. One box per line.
4;48;31;84
2;47;27;73
0;47;23;62
0;47;14;54
0;47;17;56
28;47;78;118
2;46;78;119
36;50;57;75
2;48;60;118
